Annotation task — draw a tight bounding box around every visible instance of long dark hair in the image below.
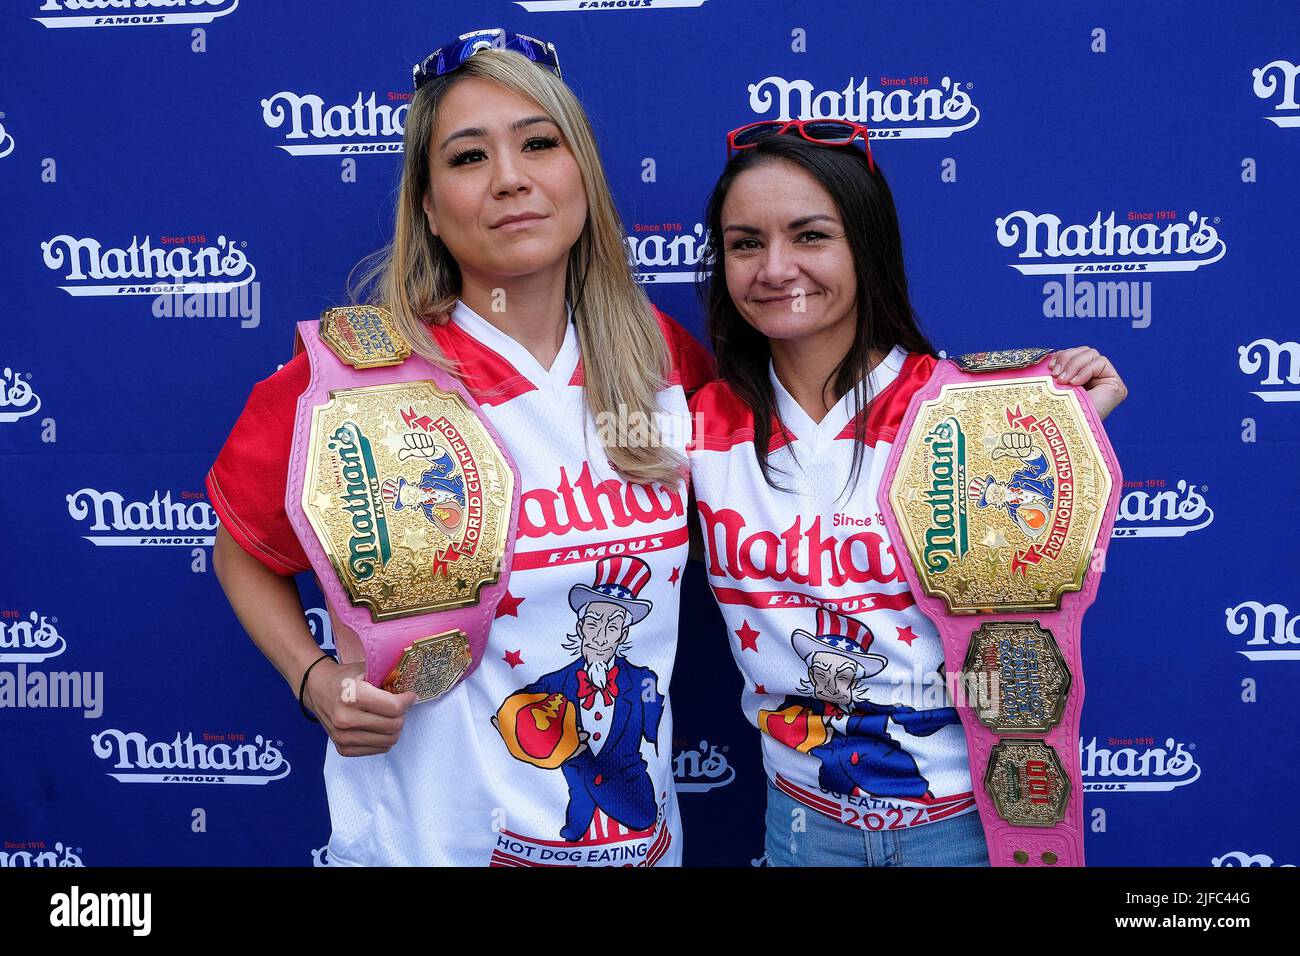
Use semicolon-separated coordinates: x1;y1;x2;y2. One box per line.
698;136;936;495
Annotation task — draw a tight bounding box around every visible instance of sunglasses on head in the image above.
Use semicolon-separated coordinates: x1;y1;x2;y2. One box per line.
413;28;562;91
726;119;875;172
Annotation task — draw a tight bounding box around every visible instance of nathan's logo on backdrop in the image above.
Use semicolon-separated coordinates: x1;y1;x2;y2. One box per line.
1112;480;1213;538
747;74;979;138
515;0;707;10
91;729;291;784
0;116;13;158
261;91;407;155
672;739;736;792
33;0;239;29
41;234;255;297
1239;338;1300;402
311;845;330;867
66;489;217;547
0;841;83;867
1;367;41;423
1226;601;1299;661
995;210;1225;274
628;222;707;283
1252;59;1300;127
0;611;66;663
1080;736;1200;792
1212;851;1295;867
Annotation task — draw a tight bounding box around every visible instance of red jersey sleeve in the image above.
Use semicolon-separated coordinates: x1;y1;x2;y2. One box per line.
651;306;716;397
205;351;313;576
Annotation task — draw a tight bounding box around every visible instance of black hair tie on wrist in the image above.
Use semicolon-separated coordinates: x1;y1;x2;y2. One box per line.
299;652;336;723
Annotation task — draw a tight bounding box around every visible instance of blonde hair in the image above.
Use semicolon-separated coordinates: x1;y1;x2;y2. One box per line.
347;50;680;485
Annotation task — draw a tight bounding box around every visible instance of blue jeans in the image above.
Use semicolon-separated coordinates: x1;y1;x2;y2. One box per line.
764;778;990;867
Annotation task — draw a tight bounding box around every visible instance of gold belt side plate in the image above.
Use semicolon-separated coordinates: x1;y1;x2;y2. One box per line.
984;739;1070;827
302;380;513;621
382;630;473;702
887;376;1112;614
963;621;1071;733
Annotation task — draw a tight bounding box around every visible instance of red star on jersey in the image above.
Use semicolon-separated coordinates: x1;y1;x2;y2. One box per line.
502;649;524;668
495;589;524;619
896;625;920;647
735;620;760;652
754;683;768;695
668;566;681;586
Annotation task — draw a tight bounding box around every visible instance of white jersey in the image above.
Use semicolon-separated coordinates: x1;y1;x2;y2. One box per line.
209;298;712;866
687;346;977;834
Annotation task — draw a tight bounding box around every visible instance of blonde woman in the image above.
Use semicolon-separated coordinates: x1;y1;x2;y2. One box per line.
208;31;712;866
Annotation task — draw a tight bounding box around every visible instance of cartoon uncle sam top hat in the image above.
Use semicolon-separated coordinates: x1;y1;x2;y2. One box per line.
568;556;654;624
791;608;888;679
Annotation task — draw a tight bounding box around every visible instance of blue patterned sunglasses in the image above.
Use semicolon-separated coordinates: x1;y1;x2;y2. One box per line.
413;28;563;91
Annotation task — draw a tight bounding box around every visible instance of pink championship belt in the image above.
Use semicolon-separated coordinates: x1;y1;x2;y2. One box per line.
286;306;521;702
878;348;1122;867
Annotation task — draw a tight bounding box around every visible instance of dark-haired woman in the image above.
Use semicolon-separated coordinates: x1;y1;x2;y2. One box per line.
687;125;1126;866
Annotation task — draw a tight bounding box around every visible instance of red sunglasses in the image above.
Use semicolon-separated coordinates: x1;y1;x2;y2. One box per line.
726;119;875;172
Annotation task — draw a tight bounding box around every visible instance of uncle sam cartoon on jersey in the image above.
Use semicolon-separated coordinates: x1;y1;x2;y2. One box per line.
494;556;665;842
758;608;960;801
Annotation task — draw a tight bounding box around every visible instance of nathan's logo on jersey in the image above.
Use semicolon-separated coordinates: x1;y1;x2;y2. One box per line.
1;366;41;423
0;841;83;867
515;0;707;11
1080;736;1200;792
90;730;291;784
519;461;685;539
627;222;708;284
261;91;407;155
1252;59;1300;127
1212;851;1295;867
33;0;240;29
698;502;902;588
1239;338;1300;402
0;116;13;159
995;210;1225;274
672;739;735;792
41;234;256;297
66;488;217;547
1112;480;1213;538
1226;601;1300;662
310;844;330;867
747;74;979;138
0;611;66;664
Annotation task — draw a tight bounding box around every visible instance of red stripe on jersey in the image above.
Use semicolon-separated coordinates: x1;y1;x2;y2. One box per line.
644;826;673;866
686;379;793;454
568;306;714;394
618;560;642;589
834;351;938;446
511;526;689;571
707;584;916;614
927;798;978;821
428;319;537;407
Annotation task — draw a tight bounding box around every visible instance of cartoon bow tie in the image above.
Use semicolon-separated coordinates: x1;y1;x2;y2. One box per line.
823;703;846;720
576;667;620;710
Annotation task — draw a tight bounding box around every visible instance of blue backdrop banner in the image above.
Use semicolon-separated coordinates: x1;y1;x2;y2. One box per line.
2;0;1298;868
